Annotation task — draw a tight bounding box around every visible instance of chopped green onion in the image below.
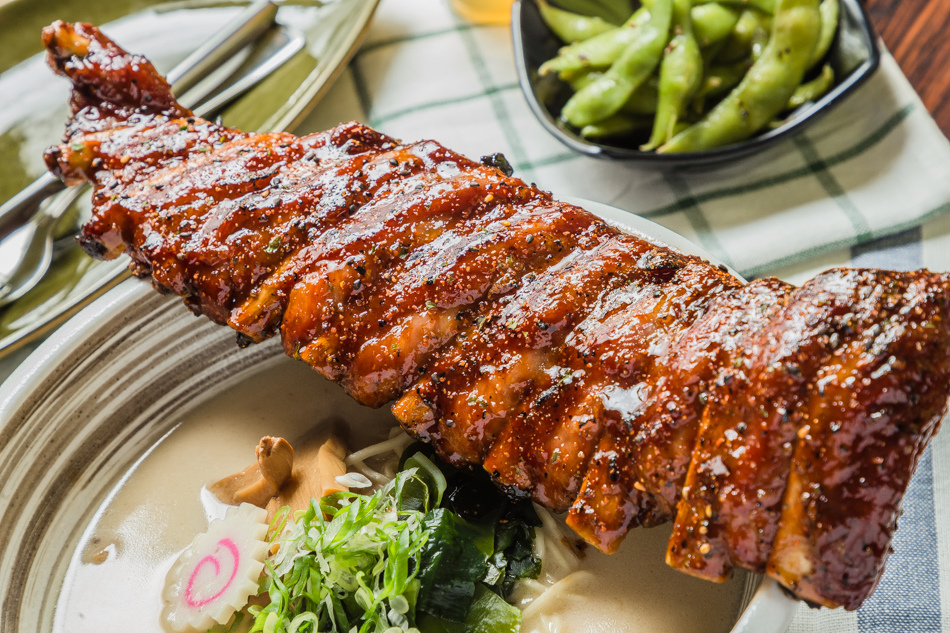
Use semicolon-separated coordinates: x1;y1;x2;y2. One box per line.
400;453;448;512
248;472;429;633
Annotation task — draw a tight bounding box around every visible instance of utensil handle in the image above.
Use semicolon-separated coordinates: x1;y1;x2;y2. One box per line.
192;27;305;118
0;173;63;241
167;0;279;94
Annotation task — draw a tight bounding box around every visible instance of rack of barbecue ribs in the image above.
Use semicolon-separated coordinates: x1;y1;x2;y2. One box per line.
42;21;950;610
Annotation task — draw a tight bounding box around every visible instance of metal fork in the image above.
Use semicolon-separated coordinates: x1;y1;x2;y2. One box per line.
0;1;305;307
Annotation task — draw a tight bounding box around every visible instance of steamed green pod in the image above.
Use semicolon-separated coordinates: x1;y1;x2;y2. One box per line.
548;0;635;24
643;0;703;149
561;0;673;127
564;68;604;91
716;9;772;63
539;7;649;75
659;0;821;153
693;0;777;14
698;38;726;73
691;59;752;110
767;62;834;128
580;113;654;139
690;38;725;113
691;3;741;48
808;0;839;68
621;76;660;114
786;62;834;109
750;18;771;59
538;0;617;43
570;72;659;114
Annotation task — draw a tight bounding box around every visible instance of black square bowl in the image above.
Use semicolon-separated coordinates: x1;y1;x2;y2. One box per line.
512;0;881;168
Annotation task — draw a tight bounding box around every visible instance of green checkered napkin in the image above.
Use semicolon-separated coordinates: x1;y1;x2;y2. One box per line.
299;0;950;281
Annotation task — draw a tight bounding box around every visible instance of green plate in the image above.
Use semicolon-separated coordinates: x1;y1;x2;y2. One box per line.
0;0;379;358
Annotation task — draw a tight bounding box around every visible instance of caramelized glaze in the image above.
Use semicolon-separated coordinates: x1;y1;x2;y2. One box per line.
43;21;950;610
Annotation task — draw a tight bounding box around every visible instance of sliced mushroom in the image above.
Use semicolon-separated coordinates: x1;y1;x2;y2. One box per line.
209;436;294;508
266;436;348;521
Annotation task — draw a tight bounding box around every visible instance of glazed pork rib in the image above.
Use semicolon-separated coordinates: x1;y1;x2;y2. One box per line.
42;21;950;610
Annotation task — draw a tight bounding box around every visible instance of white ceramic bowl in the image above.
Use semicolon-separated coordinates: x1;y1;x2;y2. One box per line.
0;199;799;632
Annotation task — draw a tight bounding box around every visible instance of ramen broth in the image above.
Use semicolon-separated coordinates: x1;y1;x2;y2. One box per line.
54;358;748;632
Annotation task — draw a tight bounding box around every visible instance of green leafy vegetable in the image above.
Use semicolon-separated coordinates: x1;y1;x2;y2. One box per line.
399;453;448;513
416;509;491;622
416;585;521;633
490;518;543;598
400;443;542;600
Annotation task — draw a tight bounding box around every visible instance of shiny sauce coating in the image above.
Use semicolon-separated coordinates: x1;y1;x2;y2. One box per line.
43;21;950;610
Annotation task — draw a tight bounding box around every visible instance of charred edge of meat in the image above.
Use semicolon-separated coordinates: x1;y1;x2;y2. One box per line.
480;153;514;177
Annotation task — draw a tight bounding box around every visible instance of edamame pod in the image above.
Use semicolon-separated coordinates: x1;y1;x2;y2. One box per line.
694;0;776;15
557;0;635;25
699;38;726;68
808;0;839;68
621;76;660;114
565;68;605;91
581;113;653;139
691;3;741;48
659;0;821;153
716;9;772;63
786;63;834;109
643;0;703;149
750;18;771;59
538;0;616;44
566;69;659;105
561;0;673;127
539;8;650;75
559;66;592;83
692;60;752;108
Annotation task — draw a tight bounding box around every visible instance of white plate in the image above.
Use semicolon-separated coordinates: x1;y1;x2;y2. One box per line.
0;198;799;632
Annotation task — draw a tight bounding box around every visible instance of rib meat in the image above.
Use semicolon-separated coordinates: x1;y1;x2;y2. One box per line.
42;22;950;611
